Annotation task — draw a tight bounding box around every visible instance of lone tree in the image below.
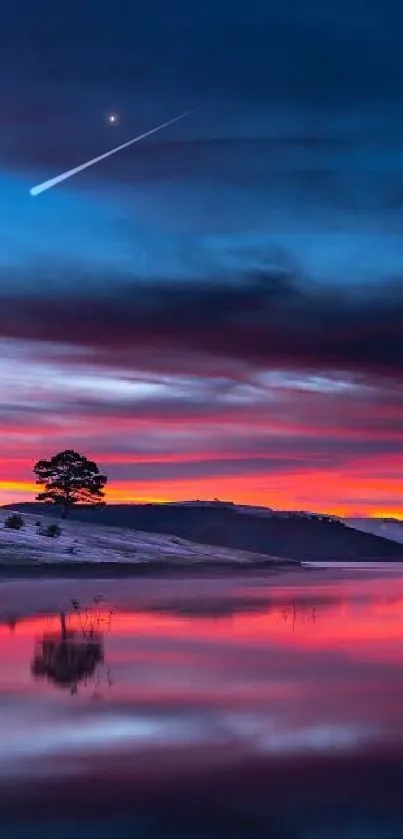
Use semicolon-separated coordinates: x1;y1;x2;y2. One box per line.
34;450;107;518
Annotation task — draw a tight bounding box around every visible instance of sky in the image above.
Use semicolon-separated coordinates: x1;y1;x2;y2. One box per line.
0;0;402;516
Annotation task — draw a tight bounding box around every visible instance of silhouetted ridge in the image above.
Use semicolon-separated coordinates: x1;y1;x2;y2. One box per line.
6;502;403;562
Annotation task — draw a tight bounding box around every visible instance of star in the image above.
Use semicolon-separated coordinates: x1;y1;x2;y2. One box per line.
107;113;118;125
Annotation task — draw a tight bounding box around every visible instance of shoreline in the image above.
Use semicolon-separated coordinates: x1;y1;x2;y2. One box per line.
1;559;403;580
0;559;300;579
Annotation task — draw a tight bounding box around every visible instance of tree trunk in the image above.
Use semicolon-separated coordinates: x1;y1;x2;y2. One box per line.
60;612;67;640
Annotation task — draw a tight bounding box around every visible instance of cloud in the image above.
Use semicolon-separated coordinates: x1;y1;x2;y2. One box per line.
0;267;402;379
1;0;402;513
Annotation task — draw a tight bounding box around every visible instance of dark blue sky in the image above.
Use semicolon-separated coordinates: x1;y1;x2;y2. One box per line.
0;0;402;513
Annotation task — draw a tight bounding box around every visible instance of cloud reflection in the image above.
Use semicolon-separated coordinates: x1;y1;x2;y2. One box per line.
0;574;403;834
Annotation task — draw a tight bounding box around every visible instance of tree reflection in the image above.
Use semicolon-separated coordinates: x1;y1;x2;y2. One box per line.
144;596;320;627
278;600;317;631
31;598;114;696
6;614;19;633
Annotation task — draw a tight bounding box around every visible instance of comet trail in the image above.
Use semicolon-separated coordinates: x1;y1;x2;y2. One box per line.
29;107;199;196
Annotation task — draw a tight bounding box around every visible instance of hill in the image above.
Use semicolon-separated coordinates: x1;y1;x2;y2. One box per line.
345;518;403;545
7;502;403;562
0;509;293;571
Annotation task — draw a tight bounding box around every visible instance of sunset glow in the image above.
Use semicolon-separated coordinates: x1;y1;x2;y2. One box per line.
0;435;402;517
2;4;403;838
1;1;402;519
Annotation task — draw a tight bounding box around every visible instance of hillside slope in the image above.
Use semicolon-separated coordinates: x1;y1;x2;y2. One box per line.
0;509;291;567
345;518;403;545
8;503;403;562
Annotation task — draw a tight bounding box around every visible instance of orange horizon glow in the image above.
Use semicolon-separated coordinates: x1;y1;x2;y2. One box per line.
0;475;402;519
1;370;402;518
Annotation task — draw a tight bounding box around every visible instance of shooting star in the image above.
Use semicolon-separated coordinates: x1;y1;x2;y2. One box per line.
30;107;199;196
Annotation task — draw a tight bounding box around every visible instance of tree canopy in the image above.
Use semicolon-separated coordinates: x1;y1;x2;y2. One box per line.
34;449;107;517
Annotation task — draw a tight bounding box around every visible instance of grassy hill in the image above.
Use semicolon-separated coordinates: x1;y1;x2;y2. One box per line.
7;502;403;562
0;508;293;572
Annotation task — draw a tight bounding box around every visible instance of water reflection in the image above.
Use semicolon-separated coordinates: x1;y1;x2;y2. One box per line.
145;595;319;624
31;599;114;696
0;572;403;837
27;596;317;697
27;597;318;699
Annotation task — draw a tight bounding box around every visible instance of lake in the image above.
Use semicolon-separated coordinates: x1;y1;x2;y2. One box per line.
1;568;403;838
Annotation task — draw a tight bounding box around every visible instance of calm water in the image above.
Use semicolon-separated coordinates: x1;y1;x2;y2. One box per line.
1;569;403;838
